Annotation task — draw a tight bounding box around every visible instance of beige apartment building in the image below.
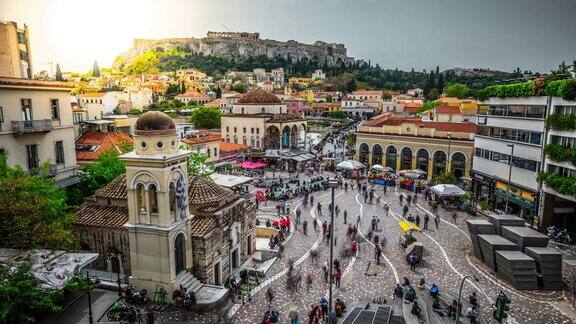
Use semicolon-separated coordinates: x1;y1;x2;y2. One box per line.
0;21;33;79
0;77;78;186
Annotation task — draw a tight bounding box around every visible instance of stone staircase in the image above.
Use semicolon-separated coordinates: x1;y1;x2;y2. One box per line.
176;271;204;292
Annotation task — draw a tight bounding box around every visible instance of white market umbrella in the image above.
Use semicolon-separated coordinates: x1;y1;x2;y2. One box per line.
430;184;466;197
411;169;427;175
336;160;366;170
371;164;385;172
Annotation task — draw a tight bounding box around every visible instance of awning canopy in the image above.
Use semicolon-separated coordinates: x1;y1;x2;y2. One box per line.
0;248;98;289
336;160;366;170
264;149;315;162
237;161;267;169
430;184;466;197
210;173;253;188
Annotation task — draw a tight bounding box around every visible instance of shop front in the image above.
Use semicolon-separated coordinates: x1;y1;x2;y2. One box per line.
493;181;538;225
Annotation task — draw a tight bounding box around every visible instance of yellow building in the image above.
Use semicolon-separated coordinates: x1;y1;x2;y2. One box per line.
288;77;313;88
0;21;32;78
355;114;476;179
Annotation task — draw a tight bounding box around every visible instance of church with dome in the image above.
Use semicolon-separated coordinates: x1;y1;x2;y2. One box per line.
74;111;256;308
220;89;307;151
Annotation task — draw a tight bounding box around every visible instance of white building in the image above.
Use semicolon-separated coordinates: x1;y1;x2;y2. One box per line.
312;69;326;80
0;77;78;186
540;97;576;229
472;97;546;222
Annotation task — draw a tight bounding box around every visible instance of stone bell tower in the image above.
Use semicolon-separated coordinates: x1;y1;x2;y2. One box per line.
120;111;192;296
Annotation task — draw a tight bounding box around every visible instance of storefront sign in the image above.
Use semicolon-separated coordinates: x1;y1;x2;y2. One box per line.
495;181;536;210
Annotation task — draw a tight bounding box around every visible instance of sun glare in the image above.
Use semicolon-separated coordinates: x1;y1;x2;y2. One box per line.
45;0;153;71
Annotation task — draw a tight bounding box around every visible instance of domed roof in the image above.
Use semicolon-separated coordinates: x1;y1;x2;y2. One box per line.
134;111;176;135
188;176;235;206
237;89;282;104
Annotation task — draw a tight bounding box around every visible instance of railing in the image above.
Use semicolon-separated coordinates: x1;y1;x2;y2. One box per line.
11;119;52;134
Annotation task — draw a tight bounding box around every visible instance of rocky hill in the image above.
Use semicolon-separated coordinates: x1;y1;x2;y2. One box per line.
113;31;355;70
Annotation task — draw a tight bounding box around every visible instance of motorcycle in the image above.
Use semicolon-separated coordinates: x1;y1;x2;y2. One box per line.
126;286;149;305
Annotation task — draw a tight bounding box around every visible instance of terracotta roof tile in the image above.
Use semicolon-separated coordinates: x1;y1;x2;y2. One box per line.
76;132;133;162
0;77;73;89
95;174;128;200
188;176;235;206
176;91;210;101
363;116;476;133
220;142;249;153
436;105;462;114
190;217;217;237
237;89;282;104
183;133;221;145
351;90;382;96
79;92;106;97
75;204;128;229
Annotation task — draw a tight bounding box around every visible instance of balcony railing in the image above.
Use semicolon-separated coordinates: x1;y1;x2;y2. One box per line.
11;119;53;135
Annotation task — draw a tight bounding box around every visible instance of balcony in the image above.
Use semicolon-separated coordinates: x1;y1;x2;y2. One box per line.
11;119;52;135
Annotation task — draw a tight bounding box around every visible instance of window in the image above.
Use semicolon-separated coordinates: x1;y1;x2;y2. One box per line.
234;127;237;133
17;32;26;44
556;106;576;115
256;128;260;134
26;144;38;171
261;108;265;114
19;50;28;61
214;147;217;156
549;165;576;178
477;126;542;145
551;135;576;149
234;135;238;144
243;127;246;133
54;141;65;164
21;99;32;121
149;184;159;214
488;105;545;119
226;126;229;132
251;127;254;134
50;99;60;120
0;107;3;131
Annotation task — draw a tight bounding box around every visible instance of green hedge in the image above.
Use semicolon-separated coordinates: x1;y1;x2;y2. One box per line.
545;113;576;131
476;81;534;101
417;100;442;113
538;172;576;198
545;79;576;100
543;144;576;164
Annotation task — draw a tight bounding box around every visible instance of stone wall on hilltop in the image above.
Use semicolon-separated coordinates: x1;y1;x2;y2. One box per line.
113;34;355;70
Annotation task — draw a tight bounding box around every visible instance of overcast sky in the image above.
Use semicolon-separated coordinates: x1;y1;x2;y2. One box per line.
1;0;575;74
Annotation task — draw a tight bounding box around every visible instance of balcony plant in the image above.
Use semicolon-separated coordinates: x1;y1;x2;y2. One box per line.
476;81;534;101
543;144;576;165
538;172;576;198
545;113;576;131
546;78;576;101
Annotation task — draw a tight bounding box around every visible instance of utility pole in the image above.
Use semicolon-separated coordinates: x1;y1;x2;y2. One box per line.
505;144;515;213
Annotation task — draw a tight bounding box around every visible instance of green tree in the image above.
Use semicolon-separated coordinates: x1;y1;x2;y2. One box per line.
427;88;440;100
0;154;76;250
188;107;221;129
232;83;248;93
329;110;346;119
165;84;181;99
444;83;470;99
436;72;444;93
180;149;215;178
0;262;63;323
434;171;456;184
93;61;101;77
55;64;63;81
67;150;126;207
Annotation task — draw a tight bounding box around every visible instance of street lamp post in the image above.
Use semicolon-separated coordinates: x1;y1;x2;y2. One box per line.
456;275;479;324
327;178;339;313
447;132;452;173
85;271;100;324
505;144;515;213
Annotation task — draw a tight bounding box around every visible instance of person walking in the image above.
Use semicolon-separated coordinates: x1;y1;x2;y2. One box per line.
356;214;361;227
399;194;404;205
322;262;329;283
415;214;421;228
383;185;387;195
383;203;390;217
403;205;409;218
335;269;342;288
371;215;379;231
375;244;382;266
317;202;323;217
380;234;387;247
351;240;358;257
313;218;318;231
423;214;430;230
434;214;440;229
322;221;328;236
310;195;315;207
452;212;458;223
409;253;417;271
303;220;308;235
407;195;412;205
296;208;301;224
343;210;348;224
